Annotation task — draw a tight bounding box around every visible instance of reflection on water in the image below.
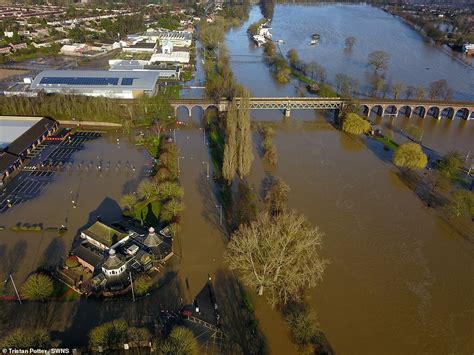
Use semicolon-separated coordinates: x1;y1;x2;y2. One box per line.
227;4;474;100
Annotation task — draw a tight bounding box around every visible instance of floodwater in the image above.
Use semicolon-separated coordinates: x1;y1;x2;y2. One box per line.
224;4;474;155
0;132;151;291
226;4;474;100
172;127;227;299
218;4;474;354
265;123;473;354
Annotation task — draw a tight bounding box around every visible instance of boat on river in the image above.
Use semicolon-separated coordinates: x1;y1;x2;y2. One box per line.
310;33;320;45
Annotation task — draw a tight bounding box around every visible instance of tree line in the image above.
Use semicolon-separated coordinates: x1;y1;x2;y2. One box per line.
1;319;200;354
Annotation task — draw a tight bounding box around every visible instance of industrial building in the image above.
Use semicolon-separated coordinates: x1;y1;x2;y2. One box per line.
0;116;58;186
108;59;182;79
30;70;160;99
143;29;192;47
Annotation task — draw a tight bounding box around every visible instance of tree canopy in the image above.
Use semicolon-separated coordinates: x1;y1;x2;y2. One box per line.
438;151;463;179
393;143;428;170
447;190;474;218
21;274;53;301
159;327;199;355
224;210;327;307
345;36;356;50
342;113;371;135
0;328;51;349
222;90;253;182
89;319;150;350
368;50;390;72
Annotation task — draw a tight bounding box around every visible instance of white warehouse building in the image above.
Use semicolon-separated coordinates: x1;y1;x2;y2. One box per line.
30;70;160;99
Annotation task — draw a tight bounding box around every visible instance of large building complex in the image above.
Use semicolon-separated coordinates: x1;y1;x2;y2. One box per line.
0;116;58;185
30;70;161;99
142;29;193;47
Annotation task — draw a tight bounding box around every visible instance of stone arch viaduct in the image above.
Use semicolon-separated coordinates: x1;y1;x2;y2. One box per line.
169;97;473;120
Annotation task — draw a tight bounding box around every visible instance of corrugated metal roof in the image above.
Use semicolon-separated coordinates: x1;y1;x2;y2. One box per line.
30;70;160;92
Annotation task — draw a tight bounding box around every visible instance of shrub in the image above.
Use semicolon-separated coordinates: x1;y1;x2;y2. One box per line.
21;274;54;301
393;143;428;170
342;113;370;135
134;275;153;296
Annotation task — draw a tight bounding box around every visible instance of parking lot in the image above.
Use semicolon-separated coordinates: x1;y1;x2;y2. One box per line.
0;131;102;213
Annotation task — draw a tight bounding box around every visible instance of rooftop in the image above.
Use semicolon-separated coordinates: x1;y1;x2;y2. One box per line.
30;70;161;92
1;116;57;156
129;41;156;49
0;116;43;149
83;220;129;248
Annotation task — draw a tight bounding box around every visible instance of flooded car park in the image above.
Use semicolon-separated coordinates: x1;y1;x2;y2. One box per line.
0;129;152;288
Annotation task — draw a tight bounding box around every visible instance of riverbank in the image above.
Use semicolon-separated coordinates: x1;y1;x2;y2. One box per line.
381;7;473;70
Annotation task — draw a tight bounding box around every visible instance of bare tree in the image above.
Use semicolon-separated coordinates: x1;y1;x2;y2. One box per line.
335;73;358;97
382;83;391;98
345;36;356;51
371;75;385;97
306;62;327;83
415;86;426;100
224;211;327;307
405;85;416;99
368;51;390;72
428;79;451;100
392;83;405;99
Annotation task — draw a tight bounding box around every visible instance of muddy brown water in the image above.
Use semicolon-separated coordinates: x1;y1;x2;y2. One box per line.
0;132;151;325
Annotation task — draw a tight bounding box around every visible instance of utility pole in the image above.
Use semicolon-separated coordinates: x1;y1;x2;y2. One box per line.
10;274;21;304
202;161;210;179
177;156;184;176
199;127;207;146
215;204;223;226
129;272;135;303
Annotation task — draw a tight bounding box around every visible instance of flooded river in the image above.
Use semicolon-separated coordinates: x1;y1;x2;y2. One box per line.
219;3;474;354
0;3;472;354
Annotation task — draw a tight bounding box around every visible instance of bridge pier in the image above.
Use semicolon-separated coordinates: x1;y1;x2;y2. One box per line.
284;109;291;118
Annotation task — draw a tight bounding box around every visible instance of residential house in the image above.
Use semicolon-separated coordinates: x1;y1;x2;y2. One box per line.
0;46;11;54
9;42;27;51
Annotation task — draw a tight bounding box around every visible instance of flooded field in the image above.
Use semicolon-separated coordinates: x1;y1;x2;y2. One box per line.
0;131;152;288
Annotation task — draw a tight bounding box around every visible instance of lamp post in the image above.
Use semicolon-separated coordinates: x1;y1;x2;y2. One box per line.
202;161;210;179
177;156;184;176
215;204;222;226
199;127;206;146
9;274;21;304
129;272;135;303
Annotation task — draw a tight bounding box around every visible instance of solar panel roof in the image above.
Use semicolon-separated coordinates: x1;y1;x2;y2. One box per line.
31;70;159;92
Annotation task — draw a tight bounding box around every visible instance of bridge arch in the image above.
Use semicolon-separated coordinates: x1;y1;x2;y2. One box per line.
174;105;192;119
413;106;427;118
440;107;455;119
371;105;384;117
455;108;470;120
399;106;412;117
427;106;441;119
361;104;370;117
385;105;398;116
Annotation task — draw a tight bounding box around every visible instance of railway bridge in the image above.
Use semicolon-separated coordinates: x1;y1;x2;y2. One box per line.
169;97;474;120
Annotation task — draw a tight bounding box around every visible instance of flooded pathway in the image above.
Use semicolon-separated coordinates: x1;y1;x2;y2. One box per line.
174;121;227;301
